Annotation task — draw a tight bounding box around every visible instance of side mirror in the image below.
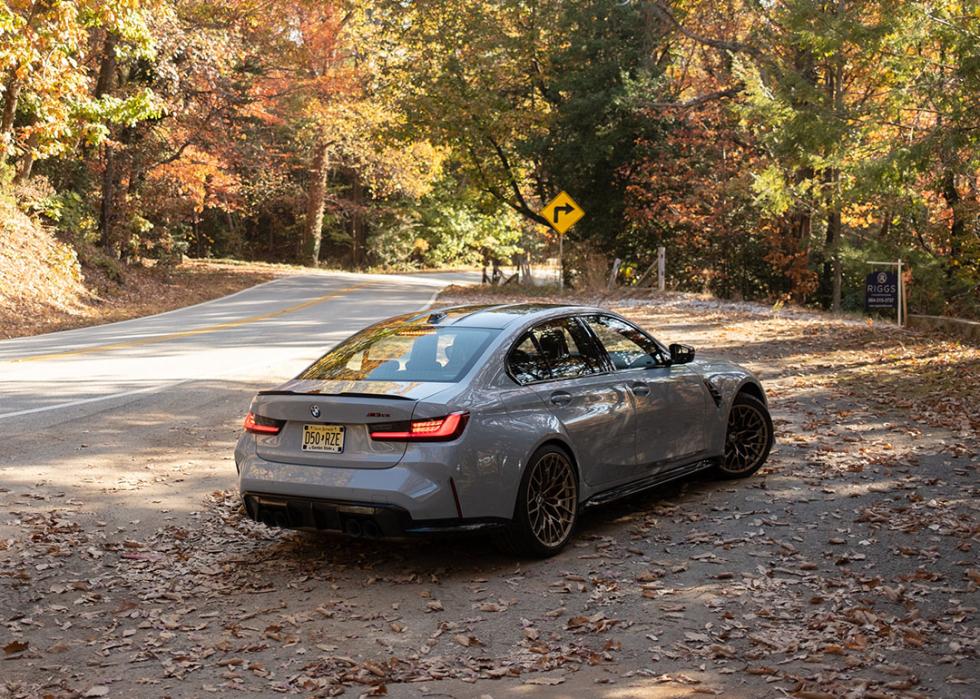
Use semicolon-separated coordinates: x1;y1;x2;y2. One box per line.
669;343;695;365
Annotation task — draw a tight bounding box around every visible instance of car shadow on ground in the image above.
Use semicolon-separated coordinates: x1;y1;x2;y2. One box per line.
243;467;727;577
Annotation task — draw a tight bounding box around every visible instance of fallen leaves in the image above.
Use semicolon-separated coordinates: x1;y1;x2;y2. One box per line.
3;290;979;698
565;612;619;633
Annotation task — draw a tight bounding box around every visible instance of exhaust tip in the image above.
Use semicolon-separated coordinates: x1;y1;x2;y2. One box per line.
345;519;363;537
258;507;289;529
362;520;381;538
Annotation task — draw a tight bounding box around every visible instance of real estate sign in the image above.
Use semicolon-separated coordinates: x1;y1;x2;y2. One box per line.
865;270;898;311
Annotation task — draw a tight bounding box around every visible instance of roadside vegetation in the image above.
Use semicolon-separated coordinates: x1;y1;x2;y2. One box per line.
0;193;290;338
0;0;977;325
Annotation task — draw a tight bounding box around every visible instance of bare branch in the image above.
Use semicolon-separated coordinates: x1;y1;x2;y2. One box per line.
649;2;761;58
643;84;744;110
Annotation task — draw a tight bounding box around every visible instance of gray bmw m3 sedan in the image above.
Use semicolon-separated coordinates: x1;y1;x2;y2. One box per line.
235;304;774;557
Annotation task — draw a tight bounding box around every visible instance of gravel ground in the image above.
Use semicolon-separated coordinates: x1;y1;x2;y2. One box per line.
2;288;977;699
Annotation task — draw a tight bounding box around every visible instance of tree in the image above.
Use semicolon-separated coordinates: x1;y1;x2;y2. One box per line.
642;0;961;310
371;0;664;248
899;1;980;315
0;0;155;186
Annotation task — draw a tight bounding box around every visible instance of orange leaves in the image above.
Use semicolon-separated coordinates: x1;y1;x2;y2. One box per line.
246;0;361;124
152;146;241;215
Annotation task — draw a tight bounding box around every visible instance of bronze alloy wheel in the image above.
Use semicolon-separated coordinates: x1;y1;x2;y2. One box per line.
722;398;772;475
525;450;577;547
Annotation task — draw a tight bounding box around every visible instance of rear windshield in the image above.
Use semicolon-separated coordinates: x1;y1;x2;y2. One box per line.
298;324;500;383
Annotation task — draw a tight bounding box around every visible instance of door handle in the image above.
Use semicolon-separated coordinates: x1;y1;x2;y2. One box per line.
550;391;572;406
630;383;650;396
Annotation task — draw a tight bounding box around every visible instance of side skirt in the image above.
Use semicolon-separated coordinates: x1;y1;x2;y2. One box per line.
583;458;716;508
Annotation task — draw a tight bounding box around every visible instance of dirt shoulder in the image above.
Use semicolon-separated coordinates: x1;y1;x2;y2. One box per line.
0;258;302;340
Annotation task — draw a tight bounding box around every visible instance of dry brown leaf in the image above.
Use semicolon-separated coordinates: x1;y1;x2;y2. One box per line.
524;676;564;686
454;633;483;647
3;640;28;656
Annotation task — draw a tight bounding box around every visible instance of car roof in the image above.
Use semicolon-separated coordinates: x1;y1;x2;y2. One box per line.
399;303;607;330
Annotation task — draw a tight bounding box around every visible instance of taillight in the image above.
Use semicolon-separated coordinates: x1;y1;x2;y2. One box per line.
369;412;469;442
243;411;284;435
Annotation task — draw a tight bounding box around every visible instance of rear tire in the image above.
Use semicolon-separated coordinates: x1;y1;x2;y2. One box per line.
498;445;578;558
714;392;773;479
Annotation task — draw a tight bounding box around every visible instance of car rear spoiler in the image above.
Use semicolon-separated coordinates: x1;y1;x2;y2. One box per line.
256;390;414;400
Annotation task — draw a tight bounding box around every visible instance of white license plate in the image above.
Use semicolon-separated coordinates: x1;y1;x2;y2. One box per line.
302;424;345;453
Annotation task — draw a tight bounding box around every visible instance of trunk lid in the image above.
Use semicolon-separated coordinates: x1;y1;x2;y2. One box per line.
250;379;454;468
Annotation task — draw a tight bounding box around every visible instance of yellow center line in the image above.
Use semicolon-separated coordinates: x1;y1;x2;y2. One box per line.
9;281;376;364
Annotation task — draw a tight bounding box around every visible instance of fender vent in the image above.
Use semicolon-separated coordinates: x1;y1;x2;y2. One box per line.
703;380;723;407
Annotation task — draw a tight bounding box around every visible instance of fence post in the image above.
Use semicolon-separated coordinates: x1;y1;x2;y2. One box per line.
607;258;622;290
897;258;903;326
657;246;665;291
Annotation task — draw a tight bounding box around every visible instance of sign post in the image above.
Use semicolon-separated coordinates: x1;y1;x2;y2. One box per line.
540;191;585;291
865;260;905;326
559;233;563;290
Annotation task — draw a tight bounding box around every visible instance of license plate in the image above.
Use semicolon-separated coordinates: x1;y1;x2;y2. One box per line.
302;424;345;453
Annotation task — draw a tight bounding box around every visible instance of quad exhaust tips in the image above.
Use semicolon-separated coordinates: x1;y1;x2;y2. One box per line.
344;517;382;538
243;493;407;538
257;507;383;539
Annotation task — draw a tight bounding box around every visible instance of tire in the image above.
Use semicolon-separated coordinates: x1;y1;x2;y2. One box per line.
498;444;579;558
714;392;774;479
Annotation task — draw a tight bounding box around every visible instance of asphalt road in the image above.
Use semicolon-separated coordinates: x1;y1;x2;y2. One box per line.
0;270;474;528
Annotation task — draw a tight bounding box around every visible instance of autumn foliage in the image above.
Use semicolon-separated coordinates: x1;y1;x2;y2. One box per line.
0;0;976;318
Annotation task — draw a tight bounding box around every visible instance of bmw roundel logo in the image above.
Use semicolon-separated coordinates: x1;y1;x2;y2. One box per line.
876;271;888;284
310;404;321;418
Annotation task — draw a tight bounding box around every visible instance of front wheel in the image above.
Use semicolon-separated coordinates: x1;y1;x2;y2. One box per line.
499;445;578;558
715;393;773;479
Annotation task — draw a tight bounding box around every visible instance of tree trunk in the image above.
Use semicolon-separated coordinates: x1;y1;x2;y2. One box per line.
0;75;20;147
940;169;964;287
350;174;364;268
302;140;331;266
195;215;203;258
826;204;842;313
96;33;119;254
12;148;34;184
95;33;118;98
99;144;116;253
825;10;845;314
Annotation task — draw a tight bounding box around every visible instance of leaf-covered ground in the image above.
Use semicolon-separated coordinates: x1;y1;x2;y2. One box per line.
1;288;977;698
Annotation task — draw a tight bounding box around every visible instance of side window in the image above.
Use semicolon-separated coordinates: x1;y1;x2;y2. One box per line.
586;315;666;370
531;318;603;380
507;334;551;385
506;319;605;385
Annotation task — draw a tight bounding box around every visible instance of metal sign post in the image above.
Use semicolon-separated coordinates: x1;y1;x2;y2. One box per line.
865;260;905;326
558;234;564;291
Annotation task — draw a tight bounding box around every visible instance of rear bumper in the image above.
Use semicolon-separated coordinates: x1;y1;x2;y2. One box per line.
241;491;505;537
235;434;508;535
